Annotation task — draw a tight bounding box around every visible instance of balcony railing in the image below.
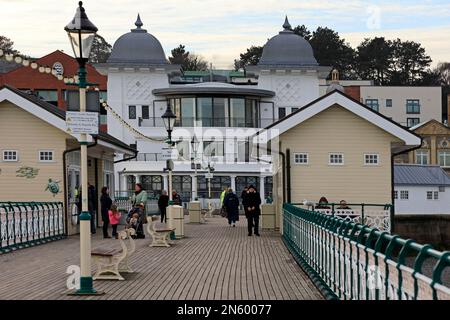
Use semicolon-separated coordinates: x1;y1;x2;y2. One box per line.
131;152;265;163
138;117;275;128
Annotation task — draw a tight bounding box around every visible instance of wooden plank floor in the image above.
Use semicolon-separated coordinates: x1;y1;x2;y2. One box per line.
0;217;323;300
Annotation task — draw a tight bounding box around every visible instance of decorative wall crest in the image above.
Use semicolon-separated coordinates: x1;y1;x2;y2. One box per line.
16;167;39;179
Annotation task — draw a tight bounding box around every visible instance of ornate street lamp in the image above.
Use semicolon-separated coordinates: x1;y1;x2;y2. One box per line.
190;135;199;201
161;102;177;146
65;1;98;295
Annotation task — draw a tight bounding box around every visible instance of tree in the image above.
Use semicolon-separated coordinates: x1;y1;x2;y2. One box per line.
356;37;394;85
293;24;312;41
0;35;19;54
234;46;263;70
390;39;432;85
89;34;112;63
309;27;356;79
435;62;450;86
169;44;209;71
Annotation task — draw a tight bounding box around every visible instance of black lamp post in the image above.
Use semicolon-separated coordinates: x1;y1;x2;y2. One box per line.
162;102;177;146
64;1;98;296
190;135;199;200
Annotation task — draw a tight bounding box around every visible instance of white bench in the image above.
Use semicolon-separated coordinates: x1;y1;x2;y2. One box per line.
146;216;175;247
91;228;135;281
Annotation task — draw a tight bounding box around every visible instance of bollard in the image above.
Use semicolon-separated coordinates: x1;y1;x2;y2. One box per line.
188;201;202;224
168;205;184;239
261;204;276;230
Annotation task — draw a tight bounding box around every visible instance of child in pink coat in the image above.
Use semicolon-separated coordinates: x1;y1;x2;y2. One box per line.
108;204;121;239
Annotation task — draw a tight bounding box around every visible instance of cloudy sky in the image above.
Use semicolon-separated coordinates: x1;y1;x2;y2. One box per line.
1;0;449;68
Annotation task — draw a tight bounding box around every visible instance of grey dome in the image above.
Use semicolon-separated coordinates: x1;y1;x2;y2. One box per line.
107;15;168;65
258;17;318;67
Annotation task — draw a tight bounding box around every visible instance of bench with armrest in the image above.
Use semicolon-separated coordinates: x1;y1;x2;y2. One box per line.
91;228;135;281
146;216;175;247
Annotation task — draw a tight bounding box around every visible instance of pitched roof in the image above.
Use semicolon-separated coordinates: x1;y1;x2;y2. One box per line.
409;119;450;133
0;85;136;153
394;164;450;186
255;89;422;147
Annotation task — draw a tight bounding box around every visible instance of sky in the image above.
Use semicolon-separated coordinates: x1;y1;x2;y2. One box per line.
0;0;449;69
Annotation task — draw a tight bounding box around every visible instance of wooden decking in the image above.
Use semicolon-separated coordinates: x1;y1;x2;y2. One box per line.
0;217;323;300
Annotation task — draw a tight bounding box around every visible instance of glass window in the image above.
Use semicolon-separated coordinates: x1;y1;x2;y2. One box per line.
140;175;162;196
427;191;433;200
176;141;190;161
197;176;231;199
172;175;192;202
213;98;227;127
365;99;379;112
142;105;149;119
386;99;392;107
264;176;273;200
2;150;18;161
181;98;195;127
39;150;54;162
245;99;258;127
230;98;245;127
291;107;299;113
415;150;428;165
434;191;439;200
236;140;249;162
170;98;182;126
438;151;450;167
364;154;379;165
235;176;260;199
196;97;213;127
128;105;136;119
394;191;398;200
400;190;409;200
278;107;286;119
126;175;136;192
36;90;58;106
329;153;344;165
294;153;308;165
406;99;420;114
204;141;224;157
407;118;420;128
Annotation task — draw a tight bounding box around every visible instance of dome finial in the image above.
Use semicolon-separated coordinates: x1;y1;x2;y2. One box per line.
283;15;292;30
135;13;143;29
331;69;340;83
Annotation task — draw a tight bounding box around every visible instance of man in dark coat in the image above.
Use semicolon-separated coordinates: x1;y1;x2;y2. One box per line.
242;185;261;236
158;190;169;223
223;189;240;227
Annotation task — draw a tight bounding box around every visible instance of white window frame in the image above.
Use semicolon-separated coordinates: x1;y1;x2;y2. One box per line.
415;150;429;165
38;150;55;162
426;191;433;200
364;153;379;166
394;190;398;200
2;150;18;162
434;191;439;200
293;152;309;165
400;190;409;200
329;153;344;166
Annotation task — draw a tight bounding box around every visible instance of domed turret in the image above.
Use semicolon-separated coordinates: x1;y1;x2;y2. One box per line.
258;16;318;67
107;14;168;65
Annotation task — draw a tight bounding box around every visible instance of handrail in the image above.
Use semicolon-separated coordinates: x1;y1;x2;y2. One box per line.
0;201;65;253
283;203;450;300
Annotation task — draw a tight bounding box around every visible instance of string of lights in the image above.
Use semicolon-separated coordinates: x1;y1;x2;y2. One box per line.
0;50;165;143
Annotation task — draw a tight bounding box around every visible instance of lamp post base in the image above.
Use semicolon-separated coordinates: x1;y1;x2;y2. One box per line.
68;277;105;296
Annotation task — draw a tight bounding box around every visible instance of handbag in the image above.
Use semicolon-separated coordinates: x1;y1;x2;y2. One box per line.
220;206;227;218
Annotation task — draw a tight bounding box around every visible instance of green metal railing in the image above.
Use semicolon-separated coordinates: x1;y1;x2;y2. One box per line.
283;203;450;300
0;202;65;253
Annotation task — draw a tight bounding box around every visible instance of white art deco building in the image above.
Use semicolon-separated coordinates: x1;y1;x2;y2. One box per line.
98;16;331;205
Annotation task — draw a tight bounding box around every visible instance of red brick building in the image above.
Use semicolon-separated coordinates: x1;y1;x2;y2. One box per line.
0;50;107;109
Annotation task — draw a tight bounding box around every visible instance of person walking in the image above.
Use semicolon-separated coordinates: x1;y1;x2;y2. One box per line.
158;190;169;223
220;187;228;206
100;186;113;238
242;185;261;236
223;188;239;227
88;182;97;234
108;204;121;239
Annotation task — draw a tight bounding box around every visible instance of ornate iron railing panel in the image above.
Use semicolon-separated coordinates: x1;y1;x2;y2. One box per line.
0;202;65;253
283;203;450;300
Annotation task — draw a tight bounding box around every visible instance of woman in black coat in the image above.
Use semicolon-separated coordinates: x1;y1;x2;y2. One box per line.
100;187;113;238
158;190;169;223
242;185;261;236
223;189;240;227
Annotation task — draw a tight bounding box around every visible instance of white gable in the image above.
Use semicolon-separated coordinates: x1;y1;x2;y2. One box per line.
256;91;421;146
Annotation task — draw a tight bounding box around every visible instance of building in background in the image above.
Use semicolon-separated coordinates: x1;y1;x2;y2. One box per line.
0;50;108;131
394;164;450;215
0;85;136;235
394;119;450;174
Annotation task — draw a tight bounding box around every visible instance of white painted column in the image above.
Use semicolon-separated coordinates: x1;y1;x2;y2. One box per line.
260;176;265;204
191;174;198;201
121;174;128;193
230;175;236;192
134;174;140;184
163;174;168;192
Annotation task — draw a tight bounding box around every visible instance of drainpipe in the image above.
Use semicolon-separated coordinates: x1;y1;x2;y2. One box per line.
391;143;423;233
62;137;98;235
286;148;291;203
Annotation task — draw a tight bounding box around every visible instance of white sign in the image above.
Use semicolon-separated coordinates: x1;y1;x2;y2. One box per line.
66;111;98;134
205;173;214;179
161;147;179;160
